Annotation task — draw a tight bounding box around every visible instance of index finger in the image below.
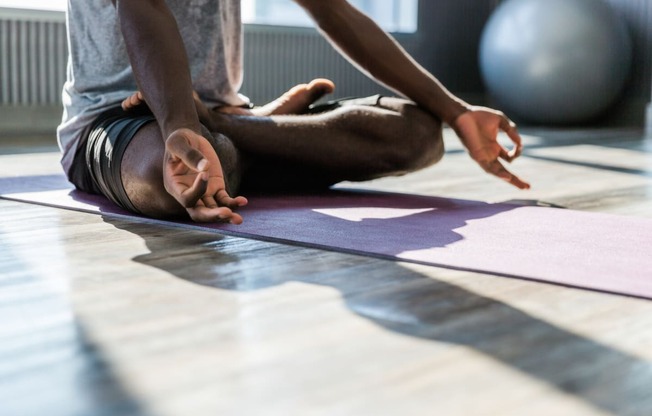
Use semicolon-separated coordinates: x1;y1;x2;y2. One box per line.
165;169;209;208
485;160;531;190
499;117;524;160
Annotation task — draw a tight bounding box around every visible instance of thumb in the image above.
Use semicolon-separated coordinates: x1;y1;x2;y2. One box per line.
165;128;209;172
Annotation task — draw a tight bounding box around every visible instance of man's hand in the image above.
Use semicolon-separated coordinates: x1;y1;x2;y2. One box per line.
164;128;247;223
451;107;531;190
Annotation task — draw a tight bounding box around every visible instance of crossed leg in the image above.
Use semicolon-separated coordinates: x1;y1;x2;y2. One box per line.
215;97;444;191
119;80;444;218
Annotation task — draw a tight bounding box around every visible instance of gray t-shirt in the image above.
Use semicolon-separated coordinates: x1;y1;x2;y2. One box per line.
58;0;247;176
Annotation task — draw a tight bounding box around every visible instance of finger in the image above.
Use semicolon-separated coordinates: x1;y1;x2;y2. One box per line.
187;205;229;222
485;160;531;190
508;174;531;190
215;189;248;209
203;194;246;209
206;187;248;209
501;171;531;190
188;205;244;224
170;171;209;208
233;196;248;207
121;92;139;111
229;212;244;225
500;117;524;159
202;195;218;209
130;91;142;105
497;144;520;164
129;92;144;107
498;146;512;162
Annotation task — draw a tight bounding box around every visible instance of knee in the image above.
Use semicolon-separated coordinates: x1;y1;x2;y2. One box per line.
120;124;185;218
404;108;445;169
201;125;243;195
379;104;445;174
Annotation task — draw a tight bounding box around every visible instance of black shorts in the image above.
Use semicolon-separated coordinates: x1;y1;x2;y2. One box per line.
68;105;155;213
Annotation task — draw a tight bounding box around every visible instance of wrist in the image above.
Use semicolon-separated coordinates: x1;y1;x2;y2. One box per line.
165;127;201;144
441;99;472;127
421;93;471;126
161;117;202;142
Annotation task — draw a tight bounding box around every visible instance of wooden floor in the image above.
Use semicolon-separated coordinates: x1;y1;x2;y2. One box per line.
1;128;652;416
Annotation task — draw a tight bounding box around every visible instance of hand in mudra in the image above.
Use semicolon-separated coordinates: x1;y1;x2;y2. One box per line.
164;128;247;223
451;107;530;190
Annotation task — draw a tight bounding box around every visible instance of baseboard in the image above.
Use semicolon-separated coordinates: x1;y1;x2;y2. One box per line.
0;105;62;138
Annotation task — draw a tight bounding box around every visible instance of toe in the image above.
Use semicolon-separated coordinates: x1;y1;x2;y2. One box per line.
308;78;336;94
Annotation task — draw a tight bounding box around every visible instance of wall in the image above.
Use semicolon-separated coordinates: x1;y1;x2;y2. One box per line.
1;0;651;137
603;0;652;127
242;1;499;105
0;8;66;136
0;1;501;137
413;0;500;97
243;0;652;127
606;0;652;133
410;0;652;127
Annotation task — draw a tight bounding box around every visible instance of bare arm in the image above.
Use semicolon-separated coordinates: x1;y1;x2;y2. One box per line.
295;0;466;124
112;0;246;222
114;0;200;138
294;0;530;189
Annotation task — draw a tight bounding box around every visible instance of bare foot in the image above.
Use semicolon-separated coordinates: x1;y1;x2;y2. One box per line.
121;78;335;123
252;78;335;116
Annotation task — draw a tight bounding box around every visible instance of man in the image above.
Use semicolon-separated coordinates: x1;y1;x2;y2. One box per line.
58;0;529;225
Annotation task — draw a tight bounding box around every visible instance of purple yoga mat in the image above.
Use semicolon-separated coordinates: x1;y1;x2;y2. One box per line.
2;174;651;299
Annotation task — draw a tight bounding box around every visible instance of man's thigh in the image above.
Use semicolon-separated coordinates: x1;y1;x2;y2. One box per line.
67;106;156;213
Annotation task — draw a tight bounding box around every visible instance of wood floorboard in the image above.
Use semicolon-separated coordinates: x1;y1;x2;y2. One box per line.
1;128;652;416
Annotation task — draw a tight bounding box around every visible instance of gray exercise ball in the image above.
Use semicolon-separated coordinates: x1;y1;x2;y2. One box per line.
479;0;632;125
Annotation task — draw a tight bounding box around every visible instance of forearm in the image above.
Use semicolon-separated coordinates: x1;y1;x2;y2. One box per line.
114;0;201;138
299;0;469;124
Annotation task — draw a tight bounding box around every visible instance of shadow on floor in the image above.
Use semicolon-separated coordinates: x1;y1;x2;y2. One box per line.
104;215;652;415
0;248;146;416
